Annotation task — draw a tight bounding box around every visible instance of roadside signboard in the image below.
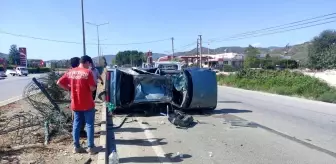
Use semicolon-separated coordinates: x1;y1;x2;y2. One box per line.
19;47;27;67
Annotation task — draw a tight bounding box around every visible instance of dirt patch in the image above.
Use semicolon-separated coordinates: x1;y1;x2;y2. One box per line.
0;82;105;164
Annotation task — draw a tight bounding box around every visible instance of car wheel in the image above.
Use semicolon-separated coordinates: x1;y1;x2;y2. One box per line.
181;70;193;108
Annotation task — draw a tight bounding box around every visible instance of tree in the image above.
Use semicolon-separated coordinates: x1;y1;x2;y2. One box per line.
244;45;260;68
115;50;145;66
8;44;20;65
308;30;336;69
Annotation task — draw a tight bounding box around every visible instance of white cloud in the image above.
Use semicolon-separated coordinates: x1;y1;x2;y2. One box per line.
252;43;261;47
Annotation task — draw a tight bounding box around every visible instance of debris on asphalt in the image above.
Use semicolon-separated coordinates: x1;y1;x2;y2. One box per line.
159;121;165;125
168;110;194;128
176;152;184;158
141;121;149;125
209;152;213;157
174;140;182;143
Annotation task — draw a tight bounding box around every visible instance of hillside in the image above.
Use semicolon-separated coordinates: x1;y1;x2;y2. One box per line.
0;52;8;59
173;43;308;61
2;42;310;63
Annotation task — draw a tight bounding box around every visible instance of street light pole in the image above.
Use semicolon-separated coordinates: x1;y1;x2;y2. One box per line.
81;0;86;56
86;22;109;65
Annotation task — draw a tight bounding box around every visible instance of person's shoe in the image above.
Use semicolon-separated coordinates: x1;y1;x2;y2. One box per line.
73;147;86;154
87;146;102;155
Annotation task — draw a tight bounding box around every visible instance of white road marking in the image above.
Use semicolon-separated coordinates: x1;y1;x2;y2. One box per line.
137;117;173;164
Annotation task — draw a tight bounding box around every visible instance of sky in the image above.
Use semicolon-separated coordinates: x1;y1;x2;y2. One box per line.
0;0;336;60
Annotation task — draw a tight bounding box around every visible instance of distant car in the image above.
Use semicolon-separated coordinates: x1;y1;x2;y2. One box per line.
0;67;7;77
6;66;29;76
104;67;217;112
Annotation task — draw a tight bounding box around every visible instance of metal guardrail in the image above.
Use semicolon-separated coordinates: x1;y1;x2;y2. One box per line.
97;103;118;164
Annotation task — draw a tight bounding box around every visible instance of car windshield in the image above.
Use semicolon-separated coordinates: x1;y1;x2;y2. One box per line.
19;68;27;71
0;67;4;71
158;64;178;70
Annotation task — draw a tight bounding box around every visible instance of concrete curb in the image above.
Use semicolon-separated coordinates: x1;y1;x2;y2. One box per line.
97;103;107;164
0;95;23;107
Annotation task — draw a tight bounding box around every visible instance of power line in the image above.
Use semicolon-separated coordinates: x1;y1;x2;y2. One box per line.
0;30;171;46
212;16;336;42
163;41;197;53
212;20;336;43
208;12;336;42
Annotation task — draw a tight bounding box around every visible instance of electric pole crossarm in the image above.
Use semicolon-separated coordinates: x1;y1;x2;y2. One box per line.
85;21;109;65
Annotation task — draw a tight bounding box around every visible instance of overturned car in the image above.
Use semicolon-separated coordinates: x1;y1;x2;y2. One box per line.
104;67;217;112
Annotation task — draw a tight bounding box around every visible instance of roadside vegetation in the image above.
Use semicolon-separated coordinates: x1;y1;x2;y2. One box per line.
0;65;51;74
217;29;336;103
217;69;336;103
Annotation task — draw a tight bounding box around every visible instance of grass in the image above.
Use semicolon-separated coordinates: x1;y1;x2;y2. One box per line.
217;69;336;103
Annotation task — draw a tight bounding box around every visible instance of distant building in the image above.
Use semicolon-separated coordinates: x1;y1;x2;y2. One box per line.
45;61;52;68
178;53;244;68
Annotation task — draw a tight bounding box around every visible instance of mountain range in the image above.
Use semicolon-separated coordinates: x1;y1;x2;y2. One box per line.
0;42;310;64
98;42;310;64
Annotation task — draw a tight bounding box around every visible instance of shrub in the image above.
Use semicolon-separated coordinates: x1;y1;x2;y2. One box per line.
217;69;336;103
28;67;51;73
222;64;237;72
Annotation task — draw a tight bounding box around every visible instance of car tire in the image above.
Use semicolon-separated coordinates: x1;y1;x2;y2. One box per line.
181;70;193;109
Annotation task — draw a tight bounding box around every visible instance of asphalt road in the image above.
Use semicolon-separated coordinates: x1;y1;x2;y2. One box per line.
0;74;44;103
113;86;336;164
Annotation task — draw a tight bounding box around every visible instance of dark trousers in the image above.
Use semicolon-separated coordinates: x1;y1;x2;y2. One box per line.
92;90;97;101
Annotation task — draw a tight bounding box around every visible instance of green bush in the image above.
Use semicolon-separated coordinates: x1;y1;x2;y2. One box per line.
28;67;51;73
222;64;237;72
217;69;336;103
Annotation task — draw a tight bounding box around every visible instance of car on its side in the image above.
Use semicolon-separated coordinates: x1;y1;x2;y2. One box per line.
104;67;217;112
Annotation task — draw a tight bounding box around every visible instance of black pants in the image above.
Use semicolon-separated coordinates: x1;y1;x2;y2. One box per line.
92;90;97;101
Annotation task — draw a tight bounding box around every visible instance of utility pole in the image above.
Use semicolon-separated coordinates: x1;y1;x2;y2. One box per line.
86;22;109;65
81;0;86;56
196;38;199;58
171;37;175;59
199;35;202;68
208;43;210;55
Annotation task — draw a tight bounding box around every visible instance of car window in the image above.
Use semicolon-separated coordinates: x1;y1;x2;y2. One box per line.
158;64;178;70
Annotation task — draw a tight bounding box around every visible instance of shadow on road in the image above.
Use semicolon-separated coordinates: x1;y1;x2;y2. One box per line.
212;108;252;114
185;108;252;116
114;127;157;133
114;138;167;147
119;153;192;163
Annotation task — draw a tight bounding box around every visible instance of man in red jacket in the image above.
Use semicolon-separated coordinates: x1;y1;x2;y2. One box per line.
57;55;98;154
